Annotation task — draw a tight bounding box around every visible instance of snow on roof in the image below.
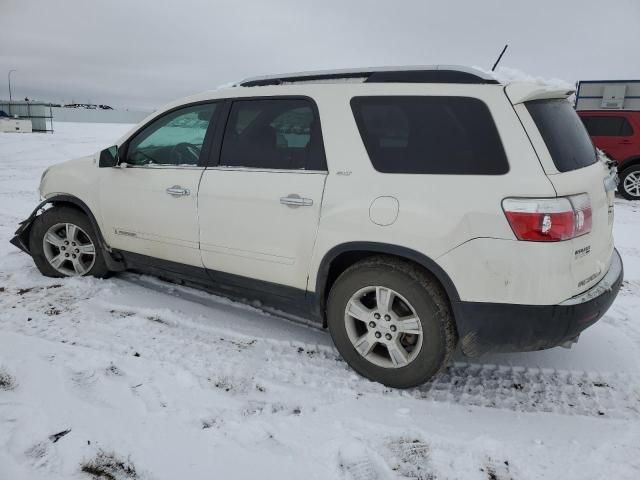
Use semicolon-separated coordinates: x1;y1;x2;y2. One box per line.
475;65;574;90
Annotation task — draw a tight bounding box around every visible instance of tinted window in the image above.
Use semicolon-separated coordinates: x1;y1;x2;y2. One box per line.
220;99;325;170
350;96;508;174
127;103;217;166
526;100;596;173
581;115;633;136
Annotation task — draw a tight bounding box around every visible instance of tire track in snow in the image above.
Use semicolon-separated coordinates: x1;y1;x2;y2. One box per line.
416;362;640;419
116;277;640;420
1;274;639;421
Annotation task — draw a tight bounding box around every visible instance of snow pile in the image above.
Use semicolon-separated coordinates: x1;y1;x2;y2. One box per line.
474;65;575;89
1;123;639;479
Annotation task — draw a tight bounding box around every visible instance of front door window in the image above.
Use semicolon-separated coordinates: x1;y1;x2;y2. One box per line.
126;103;217;166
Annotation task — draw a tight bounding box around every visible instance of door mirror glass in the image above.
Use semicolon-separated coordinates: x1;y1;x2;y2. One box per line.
99;145;119;168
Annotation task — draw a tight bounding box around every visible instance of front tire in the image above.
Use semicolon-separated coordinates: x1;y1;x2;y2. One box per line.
326;256;456;388
619;165;640;200
29;206;110;278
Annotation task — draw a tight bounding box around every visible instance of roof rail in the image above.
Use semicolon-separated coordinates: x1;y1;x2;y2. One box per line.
238;65;499;87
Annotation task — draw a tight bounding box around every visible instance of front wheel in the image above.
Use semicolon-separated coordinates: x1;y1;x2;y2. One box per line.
29;206;110;278
326;256;456;388
619;166;640;200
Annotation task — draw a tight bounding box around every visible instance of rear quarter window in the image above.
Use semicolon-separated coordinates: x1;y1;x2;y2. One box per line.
350;96;509;175
526;99;596;173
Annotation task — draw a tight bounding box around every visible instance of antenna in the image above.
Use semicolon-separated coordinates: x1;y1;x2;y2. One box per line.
491;44;509;72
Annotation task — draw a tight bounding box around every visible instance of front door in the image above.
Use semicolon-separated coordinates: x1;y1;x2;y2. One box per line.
198;97;327;291
99;102;220;267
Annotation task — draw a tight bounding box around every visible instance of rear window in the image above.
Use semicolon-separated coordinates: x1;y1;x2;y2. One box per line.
350;96;509;174
526;99;596;172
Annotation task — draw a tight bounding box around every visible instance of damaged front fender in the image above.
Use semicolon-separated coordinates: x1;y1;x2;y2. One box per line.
9;200;50;254
8;195;126;272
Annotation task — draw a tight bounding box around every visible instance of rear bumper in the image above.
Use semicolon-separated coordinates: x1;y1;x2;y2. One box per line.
454;248;624;356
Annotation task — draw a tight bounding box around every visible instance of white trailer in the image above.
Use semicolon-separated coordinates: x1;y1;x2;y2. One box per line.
575;80;640;111
0;117;33;133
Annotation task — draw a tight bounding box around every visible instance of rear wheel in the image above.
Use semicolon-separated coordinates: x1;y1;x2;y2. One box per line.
619;166;640;200
326;256;456;388
29;207;110;278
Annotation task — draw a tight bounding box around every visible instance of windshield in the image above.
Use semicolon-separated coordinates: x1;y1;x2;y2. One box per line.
526;99;597;172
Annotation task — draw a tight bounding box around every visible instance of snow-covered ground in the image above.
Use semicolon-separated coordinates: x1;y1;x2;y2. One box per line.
1;123;639;480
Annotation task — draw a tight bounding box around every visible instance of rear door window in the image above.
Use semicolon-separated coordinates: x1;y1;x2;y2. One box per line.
526;99;596;173
350;96;508;174
219;98;326;170
581;115;634;136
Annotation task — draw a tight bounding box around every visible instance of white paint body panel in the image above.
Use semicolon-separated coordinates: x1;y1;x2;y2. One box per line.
512;102;615;298
98;166;204;266
198;168;326;289
39;80;616;306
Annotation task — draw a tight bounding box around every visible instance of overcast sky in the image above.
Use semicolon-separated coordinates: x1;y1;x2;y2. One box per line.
1;0;639;110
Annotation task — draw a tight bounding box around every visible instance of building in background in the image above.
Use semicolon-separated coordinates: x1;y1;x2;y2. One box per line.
0;101;53;132
0;100;151;130
575;80;640;111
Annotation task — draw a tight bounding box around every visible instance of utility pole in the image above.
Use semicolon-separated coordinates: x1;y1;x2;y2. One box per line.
8;69;16;115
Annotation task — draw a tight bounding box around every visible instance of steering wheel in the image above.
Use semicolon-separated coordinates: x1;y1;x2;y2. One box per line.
170;142;201;165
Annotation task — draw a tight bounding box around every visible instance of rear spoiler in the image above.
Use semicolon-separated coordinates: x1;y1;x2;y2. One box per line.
505;82;575;105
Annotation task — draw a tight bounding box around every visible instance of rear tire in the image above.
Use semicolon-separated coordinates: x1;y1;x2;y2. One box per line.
29;206;110;278
326;256;456;388
619;165;640;200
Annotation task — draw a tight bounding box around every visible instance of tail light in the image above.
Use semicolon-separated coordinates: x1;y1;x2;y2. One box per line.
502;194;592;242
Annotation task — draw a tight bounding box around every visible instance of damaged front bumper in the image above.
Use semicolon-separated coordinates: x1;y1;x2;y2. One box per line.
9;208;41;255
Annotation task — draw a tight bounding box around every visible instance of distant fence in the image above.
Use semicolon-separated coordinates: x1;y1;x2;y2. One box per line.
0;101;53;132
0;101;152;130
51;107;150;124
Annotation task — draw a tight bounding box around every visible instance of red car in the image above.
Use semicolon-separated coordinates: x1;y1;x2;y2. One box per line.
578;110;640;200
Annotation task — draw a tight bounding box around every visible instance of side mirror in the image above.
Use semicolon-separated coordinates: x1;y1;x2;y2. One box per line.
99;145;120;168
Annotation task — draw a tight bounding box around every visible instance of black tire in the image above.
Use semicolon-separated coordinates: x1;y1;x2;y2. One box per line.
326;256;457;388
29;206;110;278
619;165;640;200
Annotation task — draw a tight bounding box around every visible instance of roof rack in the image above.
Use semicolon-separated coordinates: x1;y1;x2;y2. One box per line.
238;65;499;87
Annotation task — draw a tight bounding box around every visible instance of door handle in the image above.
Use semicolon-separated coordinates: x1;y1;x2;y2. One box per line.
166;185;190;197
280;194;313;208
620;139;632;144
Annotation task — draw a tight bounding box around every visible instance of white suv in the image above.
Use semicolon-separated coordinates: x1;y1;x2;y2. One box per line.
11;66;623;388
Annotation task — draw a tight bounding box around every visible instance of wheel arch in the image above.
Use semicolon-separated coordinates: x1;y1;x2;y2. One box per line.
314;242;460;327
10;194;124;271
619;156;640;173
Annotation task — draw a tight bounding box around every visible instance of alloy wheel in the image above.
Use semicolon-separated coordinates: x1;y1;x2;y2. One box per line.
623;171;640;198
344;286;423;368
42;222;96;276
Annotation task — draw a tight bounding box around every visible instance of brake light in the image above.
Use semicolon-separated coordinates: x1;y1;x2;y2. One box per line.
502;194;592;242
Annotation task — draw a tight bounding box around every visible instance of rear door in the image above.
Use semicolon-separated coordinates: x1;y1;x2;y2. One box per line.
510;93;615;296
198;97;327;291
579;113;636;161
